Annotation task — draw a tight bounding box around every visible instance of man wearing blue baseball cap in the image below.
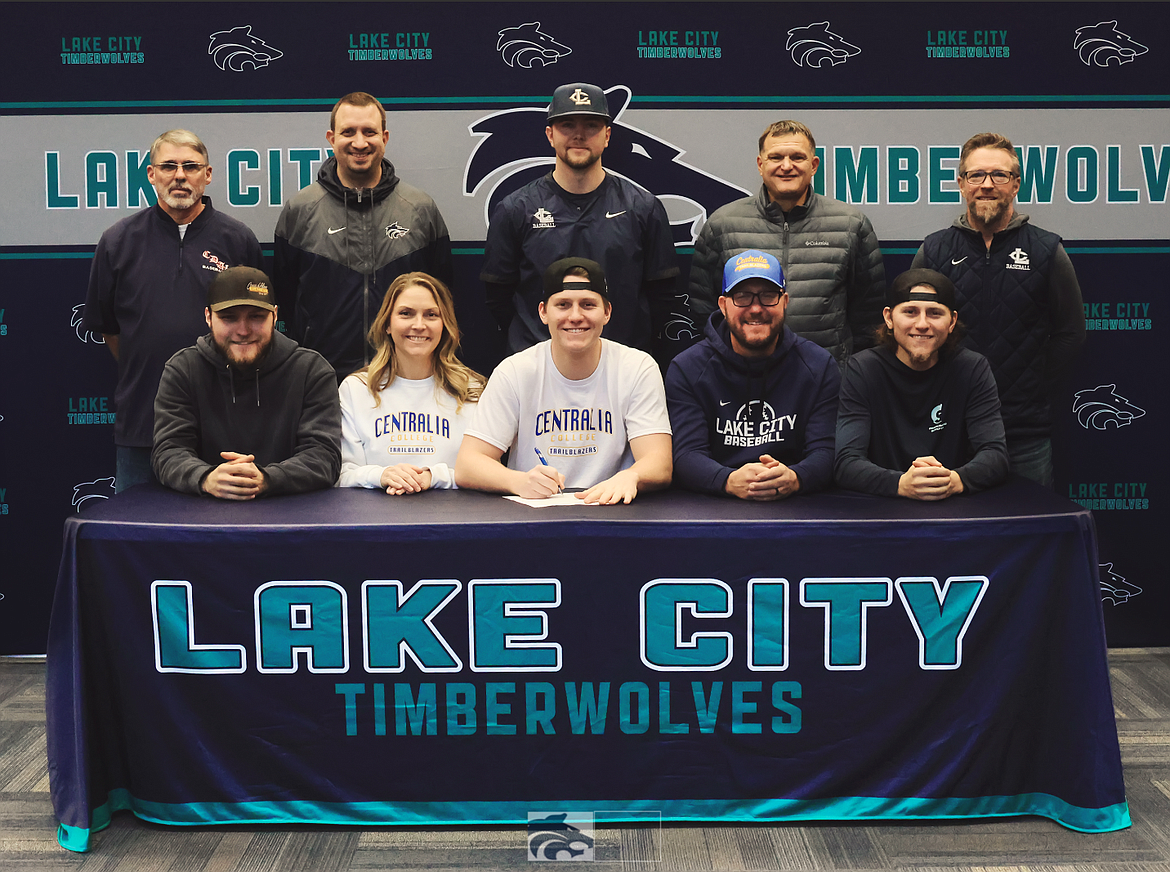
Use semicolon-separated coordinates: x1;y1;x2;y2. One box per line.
665;250;840;499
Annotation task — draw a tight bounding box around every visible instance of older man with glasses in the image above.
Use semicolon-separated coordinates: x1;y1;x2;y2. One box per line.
665;249;840;500
83;129;263;491
912;132;1086;487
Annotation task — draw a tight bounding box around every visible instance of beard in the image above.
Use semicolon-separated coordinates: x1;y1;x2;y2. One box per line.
906;346;938;367
969;195;1011;227
160;187;199;212
728;316;783;352
214;334;274;371
560;148;601;171
898;334;945;369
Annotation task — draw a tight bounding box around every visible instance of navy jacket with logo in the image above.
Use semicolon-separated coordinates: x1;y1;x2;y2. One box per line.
83;198;263;447
665;311;840;496
480;171;683;359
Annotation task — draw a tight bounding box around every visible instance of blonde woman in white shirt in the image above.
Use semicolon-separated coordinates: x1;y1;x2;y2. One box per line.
338;272;484;493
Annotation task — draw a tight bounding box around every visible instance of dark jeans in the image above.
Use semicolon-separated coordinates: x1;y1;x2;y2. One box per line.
1007;437;1053;489
115;445;154;493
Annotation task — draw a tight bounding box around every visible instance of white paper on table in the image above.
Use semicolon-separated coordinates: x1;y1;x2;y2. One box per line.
503;493;596;508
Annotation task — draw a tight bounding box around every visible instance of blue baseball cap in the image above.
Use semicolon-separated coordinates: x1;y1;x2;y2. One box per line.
722;250;786;295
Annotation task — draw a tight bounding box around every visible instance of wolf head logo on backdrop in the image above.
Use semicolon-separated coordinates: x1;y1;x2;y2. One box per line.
786;22;862;68
72;477;116;511
1099;563;1142;606
1072;384;1147;430
496;22;572;68
464;85;750;246
71;304;105;344
208;25;284;72
1073;21;1148;67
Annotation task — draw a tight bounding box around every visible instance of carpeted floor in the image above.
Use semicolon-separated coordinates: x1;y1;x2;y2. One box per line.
3;649;1168;871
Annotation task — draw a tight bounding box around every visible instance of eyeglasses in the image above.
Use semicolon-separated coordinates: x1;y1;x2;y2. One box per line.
960;170;1016;186
152;161;207;176
728;289;783;308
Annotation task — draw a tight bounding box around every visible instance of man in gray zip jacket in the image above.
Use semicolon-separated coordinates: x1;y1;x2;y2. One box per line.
688;120;886;366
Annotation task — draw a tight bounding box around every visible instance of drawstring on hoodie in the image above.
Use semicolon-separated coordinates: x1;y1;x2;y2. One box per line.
224;364;261;407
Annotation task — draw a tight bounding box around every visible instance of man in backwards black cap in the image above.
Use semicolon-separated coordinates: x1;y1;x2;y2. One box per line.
152;266;342;499
834;268;1009;500
480;82;692;366
457;257;672;504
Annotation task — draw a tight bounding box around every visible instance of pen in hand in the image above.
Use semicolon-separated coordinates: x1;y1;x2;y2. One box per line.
533;447;563;494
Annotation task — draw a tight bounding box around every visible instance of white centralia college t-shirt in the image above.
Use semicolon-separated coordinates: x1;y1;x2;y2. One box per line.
337;374;476;489
466;339;671;489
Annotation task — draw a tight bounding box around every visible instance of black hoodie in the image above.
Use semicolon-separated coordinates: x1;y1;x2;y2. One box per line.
152;329;341;495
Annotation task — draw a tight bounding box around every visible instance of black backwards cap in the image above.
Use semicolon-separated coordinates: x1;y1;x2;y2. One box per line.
207;266;277;312
887;268;957;311
542;257;608;301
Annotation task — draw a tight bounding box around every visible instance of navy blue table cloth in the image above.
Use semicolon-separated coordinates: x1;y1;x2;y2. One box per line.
47;481;1129;850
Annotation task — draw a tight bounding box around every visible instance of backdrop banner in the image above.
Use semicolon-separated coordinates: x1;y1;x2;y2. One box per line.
2;1;1167;654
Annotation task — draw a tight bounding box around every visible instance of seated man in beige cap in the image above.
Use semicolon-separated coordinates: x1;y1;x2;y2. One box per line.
152;266;341;499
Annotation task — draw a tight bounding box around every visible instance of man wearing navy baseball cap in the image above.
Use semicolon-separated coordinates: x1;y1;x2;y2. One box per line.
480;83;693;367
835;267;1009;500
665;249;840;500
152;266;341;499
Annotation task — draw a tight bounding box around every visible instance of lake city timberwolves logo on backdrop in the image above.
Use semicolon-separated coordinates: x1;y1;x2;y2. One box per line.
786;21;861;68
527;812;594;861
1071;384;1146;430
208;25;283;72
463;85;750;246
71;304;104;344
496;22;571;68
1099;562;1142;606
1073;20;1148;67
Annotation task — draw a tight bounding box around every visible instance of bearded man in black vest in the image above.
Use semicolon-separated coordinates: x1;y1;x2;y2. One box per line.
912;132;1085;487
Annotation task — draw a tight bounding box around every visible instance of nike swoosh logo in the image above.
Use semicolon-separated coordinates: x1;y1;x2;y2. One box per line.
951;256;967;265
719;401;731;407
606;211;626;219
328;226;346;235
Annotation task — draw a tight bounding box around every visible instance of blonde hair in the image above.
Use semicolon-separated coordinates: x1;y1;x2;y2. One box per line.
358;272;484;410
959;132;1020;176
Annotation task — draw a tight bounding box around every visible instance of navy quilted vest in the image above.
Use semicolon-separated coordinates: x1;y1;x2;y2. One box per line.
919;222;1061;439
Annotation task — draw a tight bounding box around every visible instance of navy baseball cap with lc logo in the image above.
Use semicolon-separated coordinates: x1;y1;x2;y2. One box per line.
548;83;611;122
